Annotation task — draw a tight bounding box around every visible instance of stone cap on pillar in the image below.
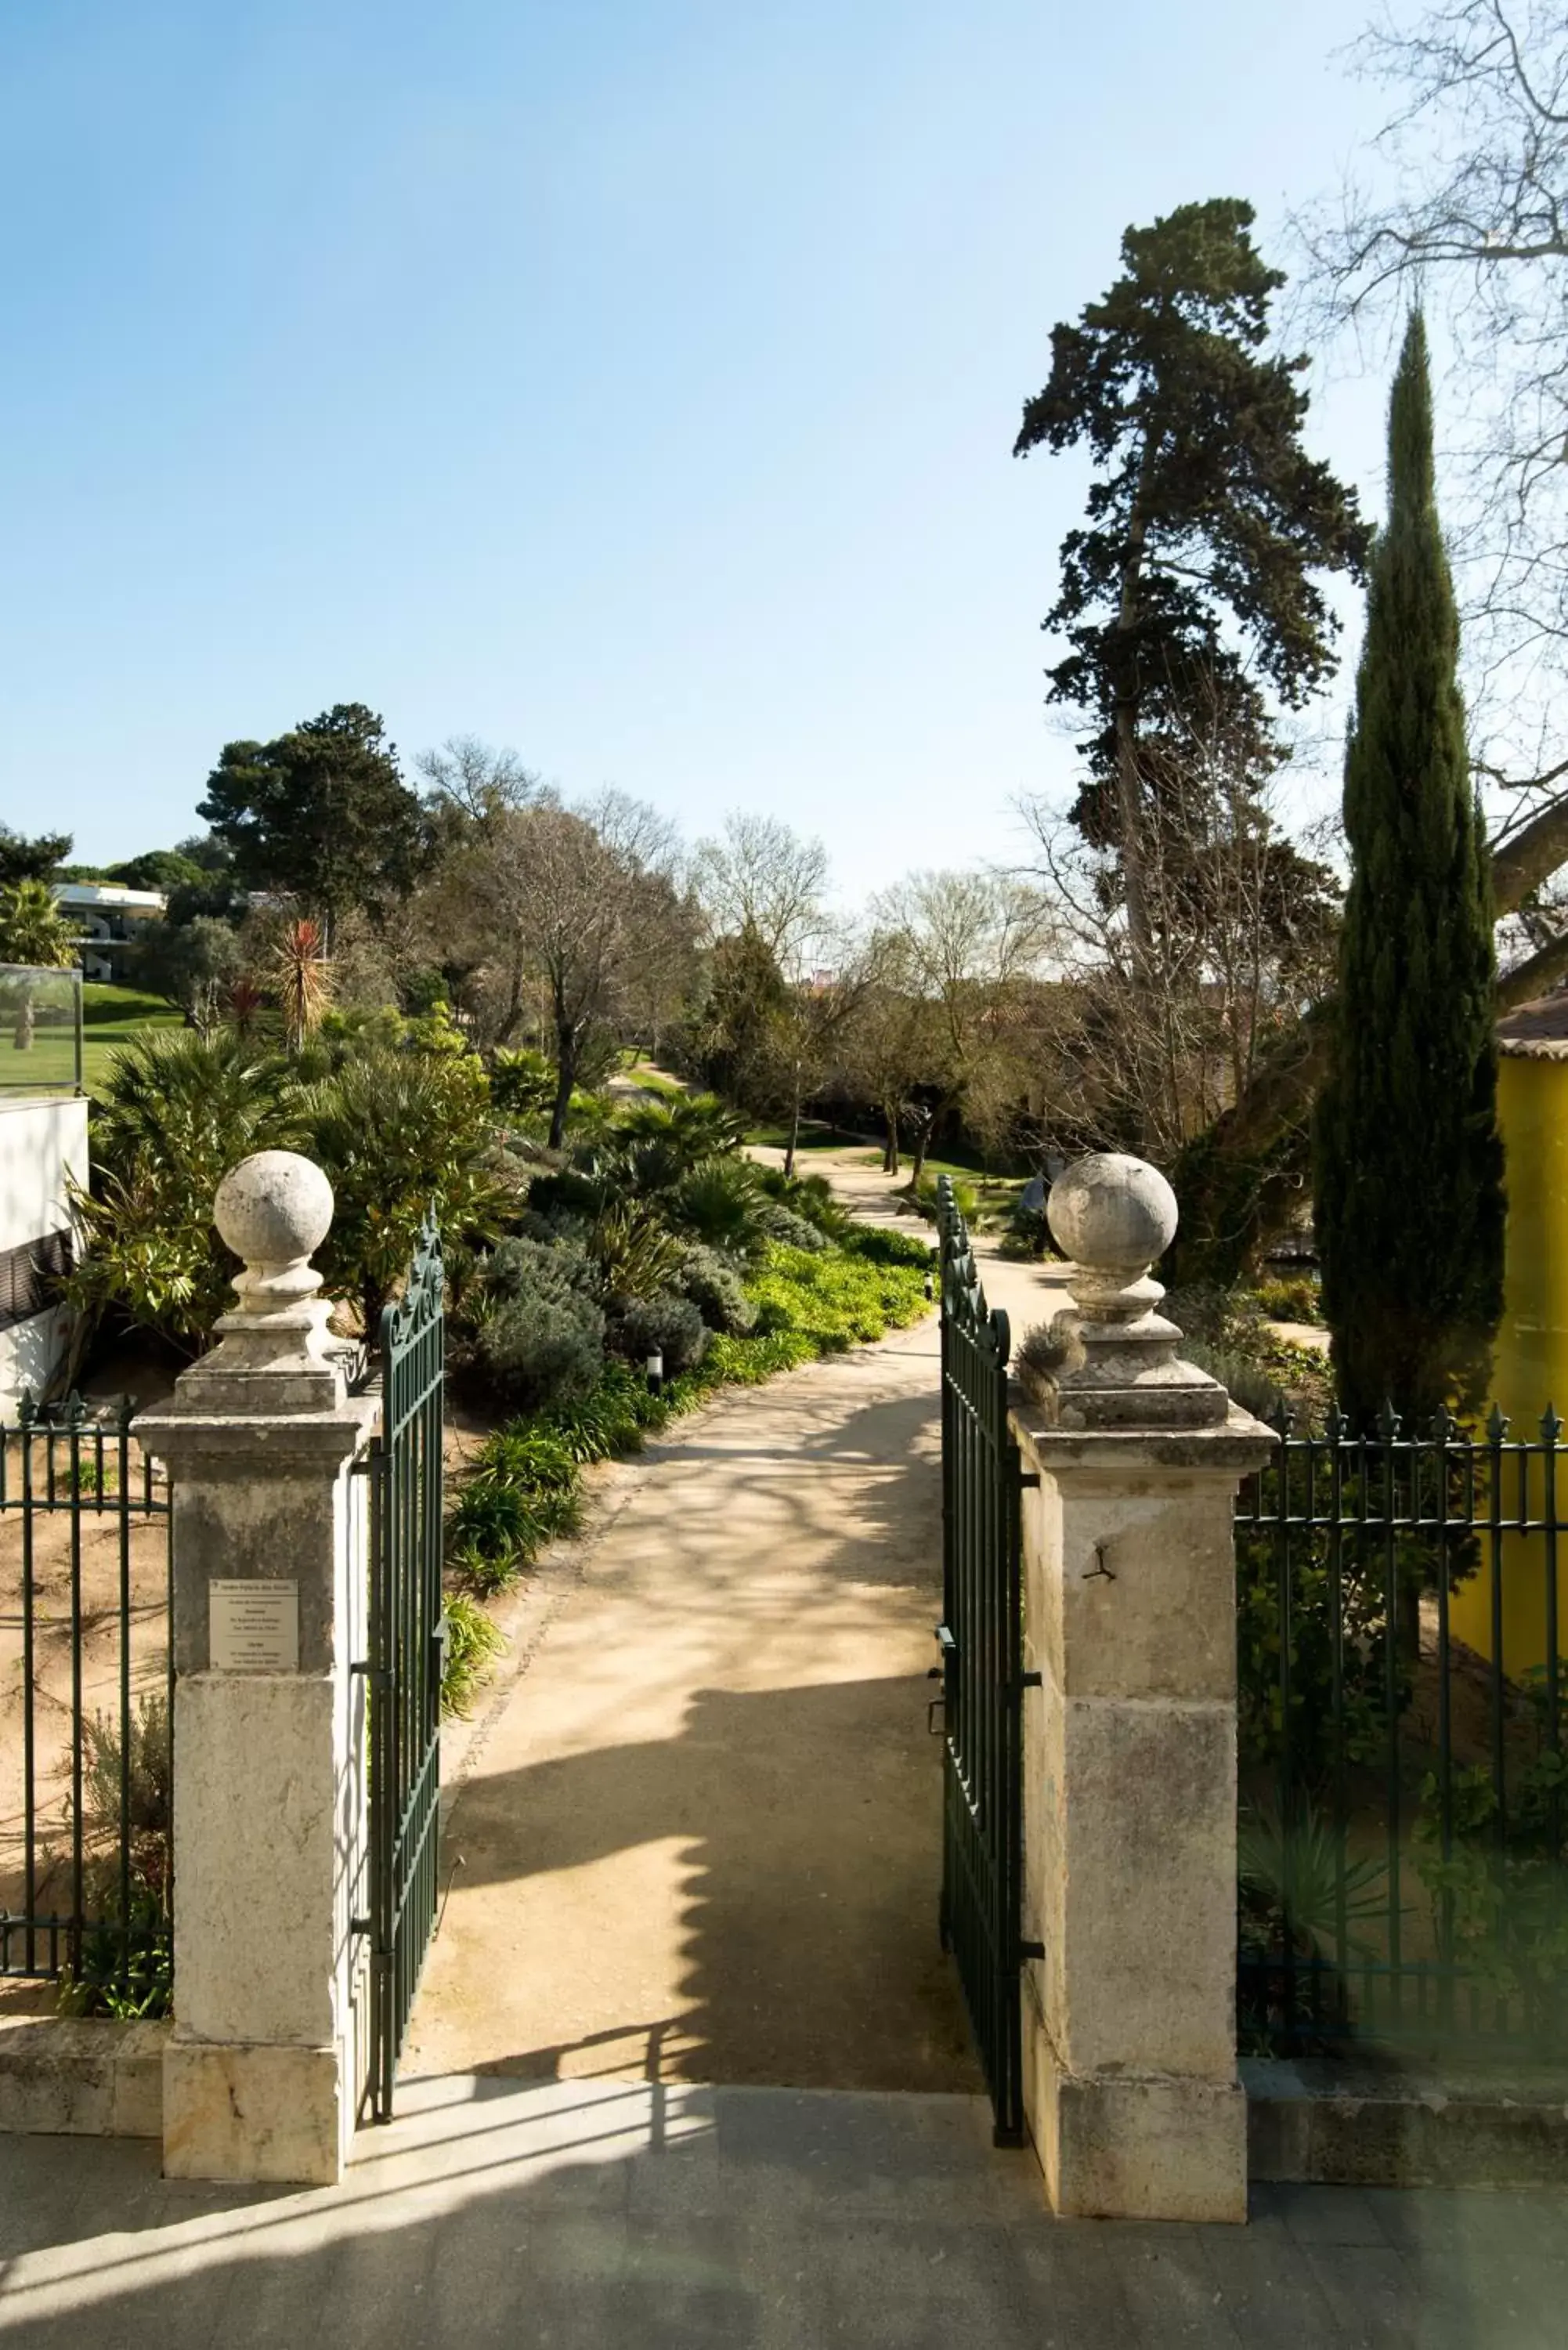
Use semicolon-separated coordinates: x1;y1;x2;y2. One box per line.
1035;1152;1228;1431
154;1150;352;1420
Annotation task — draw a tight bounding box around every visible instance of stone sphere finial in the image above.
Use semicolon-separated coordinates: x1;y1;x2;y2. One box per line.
1047;1152;1178;1291
1032;1150;1227;1430
215;1151;334;1314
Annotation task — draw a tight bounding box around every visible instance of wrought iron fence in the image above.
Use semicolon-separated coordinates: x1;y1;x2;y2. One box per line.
0;1395;172;2009
936;1175;1036;2145
360;1214;445;2123
1237;1403;1568;2059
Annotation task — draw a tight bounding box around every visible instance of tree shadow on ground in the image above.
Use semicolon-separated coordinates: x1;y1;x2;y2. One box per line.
441;1671;978;2094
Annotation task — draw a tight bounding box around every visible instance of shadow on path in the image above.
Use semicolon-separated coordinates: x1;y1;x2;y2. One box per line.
441;1673;974;2092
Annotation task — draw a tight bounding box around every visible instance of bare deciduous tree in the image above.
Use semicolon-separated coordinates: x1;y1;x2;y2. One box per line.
1300;1;1568;801
767;927;880;1177
692;813;831;971
838;933;944;1177
862;871;1053;1183
417;736;542;837
445;790;696;1144
1021;682;1342;1160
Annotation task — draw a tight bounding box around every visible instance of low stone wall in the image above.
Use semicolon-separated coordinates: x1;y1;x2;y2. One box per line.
0;2017;167;2139
1245;2058;1568;2187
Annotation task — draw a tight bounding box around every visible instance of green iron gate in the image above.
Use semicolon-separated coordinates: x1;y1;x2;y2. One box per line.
361;1217;445;2123
936;1176;1039;2146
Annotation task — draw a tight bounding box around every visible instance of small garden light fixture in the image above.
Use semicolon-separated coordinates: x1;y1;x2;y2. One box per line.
645;1350;664;1397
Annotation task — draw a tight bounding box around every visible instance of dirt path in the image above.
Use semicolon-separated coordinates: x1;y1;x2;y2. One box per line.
404;1152;1071;2095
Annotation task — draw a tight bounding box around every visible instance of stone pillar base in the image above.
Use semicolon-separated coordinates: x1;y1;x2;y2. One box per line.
1029;2030;1247;2222
162;2037;345;2186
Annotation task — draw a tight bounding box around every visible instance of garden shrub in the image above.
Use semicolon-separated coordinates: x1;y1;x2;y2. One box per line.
447;1455;586;1589
609;1291;709;1376
1162;1283;1231;1344
475;1425;582;1494
1253;1274;1323;1325
473;1287;605;1414
1179;1339;1284;1423
843;1224;933;1270
755;1166;849;1240
677;1245;757;1335
303;1035;508;1332
490;1046;559;1124
755;1200;829;1251
525;1162;612;1222
587;1202;690;1300
670;1158;767;1253
66;1029;301;1354
482;1232;598;1301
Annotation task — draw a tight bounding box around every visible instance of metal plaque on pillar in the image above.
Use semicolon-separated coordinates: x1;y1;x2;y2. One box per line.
209;1578;300;1672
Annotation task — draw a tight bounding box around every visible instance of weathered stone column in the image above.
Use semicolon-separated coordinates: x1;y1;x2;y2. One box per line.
1017;1153;1271;2223
135;1151;375;2186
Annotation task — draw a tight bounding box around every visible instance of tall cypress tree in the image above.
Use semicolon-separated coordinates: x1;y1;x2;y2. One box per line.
1313;312;1505;1427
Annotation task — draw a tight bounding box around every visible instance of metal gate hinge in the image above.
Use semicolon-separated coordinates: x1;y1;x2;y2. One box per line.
1017;1670;1042;1690
1019;1940;1045;1962
1018;1472;1041;1488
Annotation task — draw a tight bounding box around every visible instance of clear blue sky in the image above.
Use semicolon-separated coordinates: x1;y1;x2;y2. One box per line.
0;0;1394;900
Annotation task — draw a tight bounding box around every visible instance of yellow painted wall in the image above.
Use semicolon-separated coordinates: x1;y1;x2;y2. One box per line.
1450;1050;1568;1671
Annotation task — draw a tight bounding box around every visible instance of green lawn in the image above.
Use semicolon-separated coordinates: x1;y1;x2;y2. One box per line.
618;1057;688;1099
745;1117;876;1152
81;985;183;1092
0;982;182;1099
851;1148;1025;1200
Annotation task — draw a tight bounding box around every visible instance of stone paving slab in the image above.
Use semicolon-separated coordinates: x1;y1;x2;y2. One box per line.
2;2077;1565;2347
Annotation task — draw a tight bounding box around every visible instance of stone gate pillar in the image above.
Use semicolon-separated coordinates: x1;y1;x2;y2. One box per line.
135;1151;376;2186
1015;1153;1271;2223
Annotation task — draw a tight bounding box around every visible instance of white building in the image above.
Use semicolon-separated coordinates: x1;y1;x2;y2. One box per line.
52;882;166;983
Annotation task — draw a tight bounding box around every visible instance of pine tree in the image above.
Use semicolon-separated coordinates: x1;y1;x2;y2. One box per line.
1014;199;1368;967
1313;313;1505;1427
